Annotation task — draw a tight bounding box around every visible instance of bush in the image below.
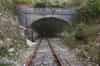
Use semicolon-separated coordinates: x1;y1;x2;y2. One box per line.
64;23;100;64
33;0;66;8
15;0;32;4
0;0;15;14
79;0;100;25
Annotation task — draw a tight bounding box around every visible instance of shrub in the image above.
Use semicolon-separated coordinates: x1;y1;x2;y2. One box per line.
0;0;15;13
64;23;100;64
15;0;32;4
33;0;66;8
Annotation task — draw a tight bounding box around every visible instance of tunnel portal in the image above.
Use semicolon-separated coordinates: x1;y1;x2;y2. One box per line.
31;17;69;38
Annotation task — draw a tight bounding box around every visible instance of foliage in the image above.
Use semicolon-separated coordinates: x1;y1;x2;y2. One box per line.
0;14;28;60
15;0;32;4
64;0;100;64
33;0;47;8
33;0;86;8
64;23;100;64
64;1;100;64
0;0;15;14
0;64;11;66
33;0;66;8
87;0;97;16
96;0;100;11
78;0;100;25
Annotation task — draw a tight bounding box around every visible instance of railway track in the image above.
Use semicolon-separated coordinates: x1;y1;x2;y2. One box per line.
25;38;71;66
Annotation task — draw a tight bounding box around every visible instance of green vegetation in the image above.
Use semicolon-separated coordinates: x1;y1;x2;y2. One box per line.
0;16;28;60
15;0;32;4
0;0;28;60
33;0;66;8
0;0;15;14
0;64;11;66
64;0;100;65
33;0;85;8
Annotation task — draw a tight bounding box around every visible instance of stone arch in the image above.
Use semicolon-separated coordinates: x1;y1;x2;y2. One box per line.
31;17;70;37
30;15;71;25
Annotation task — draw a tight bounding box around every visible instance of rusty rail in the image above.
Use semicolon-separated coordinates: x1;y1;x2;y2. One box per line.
47;39;62;66
25;39;42;66
25;38;71;66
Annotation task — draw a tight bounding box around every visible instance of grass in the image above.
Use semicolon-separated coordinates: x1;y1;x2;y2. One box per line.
0;64;10;66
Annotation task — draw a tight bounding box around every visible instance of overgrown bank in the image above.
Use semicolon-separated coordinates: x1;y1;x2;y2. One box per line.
64;0;100;65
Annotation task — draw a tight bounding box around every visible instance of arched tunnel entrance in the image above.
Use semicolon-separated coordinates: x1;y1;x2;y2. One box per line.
31;17;69;40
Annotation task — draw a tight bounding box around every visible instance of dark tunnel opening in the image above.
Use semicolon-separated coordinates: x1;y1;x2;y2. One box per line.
31;17;69;38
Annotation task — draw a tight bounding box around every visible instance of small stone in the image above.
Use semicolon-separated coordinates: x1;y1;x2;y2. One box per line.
0;40;3;44
6;38;11;41
9;53;14;56
8;48;15;52
96;43;100;46
0;13;2;16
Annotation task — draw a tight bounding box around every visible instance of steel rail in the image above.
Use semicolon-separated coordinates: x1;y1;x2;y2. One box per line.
25;39;42;66
47;38;71;66
47;38;62;66
25;38;71;66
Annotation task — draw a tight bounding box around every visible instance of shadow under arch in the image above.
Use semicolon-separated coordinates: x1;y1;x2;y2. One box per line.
31;17;70;37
